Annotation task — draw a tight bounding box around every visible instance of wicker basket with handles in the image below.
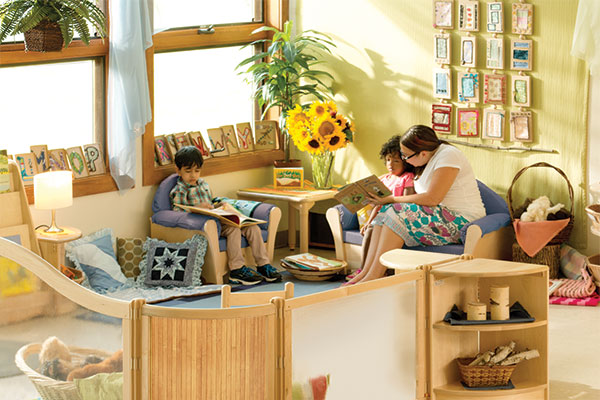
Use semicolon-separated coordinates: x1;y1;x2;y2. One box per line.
457;357;518;387
15;343;113;400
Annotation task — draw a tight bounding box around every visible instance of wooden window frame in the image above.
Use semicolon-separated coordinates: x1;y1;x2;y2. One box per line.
142;0;288;186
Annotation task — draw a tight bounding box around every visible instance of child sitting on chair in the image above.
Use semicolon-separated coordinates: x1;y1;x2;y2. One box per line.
169;146;281;285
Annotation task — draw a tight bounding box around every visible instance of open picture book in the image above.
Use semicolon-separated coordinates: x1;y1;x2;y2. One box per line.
333;174;392;213
175;203;266;228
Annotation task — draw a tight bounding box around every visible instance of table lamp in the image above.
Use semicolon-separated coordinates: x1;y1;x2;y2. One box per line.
34;171;73;233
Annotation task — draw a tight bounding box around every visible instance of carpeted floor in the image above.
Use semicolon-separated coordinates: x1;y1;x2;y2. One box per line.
0;340;29;378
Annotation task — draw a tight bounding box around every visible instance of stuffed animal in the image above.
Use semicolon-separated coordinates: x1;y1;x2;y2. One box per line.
39;336;73;381
67;349;123;381
520;196;564;222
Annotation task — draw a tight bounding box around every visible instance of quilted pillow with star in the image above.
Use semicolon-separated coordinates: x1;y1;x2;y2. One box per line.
139;234;207;287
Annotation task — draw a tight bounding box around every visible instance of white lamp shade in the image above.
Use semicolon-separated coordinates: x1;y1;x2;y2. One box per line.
34;171;73;210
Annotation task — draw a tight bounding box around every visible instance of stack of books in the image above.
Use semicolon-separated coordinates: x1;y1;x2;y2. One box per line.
281;253;344;272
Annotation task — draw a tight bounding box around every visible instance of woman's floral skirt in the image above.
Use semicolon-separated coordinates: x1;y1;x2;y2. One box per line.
372;203;470;247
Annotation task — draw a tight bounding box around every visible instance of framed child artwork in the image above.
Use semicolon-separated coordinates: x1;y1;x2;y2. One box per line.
235;123;255;153
174;132;191;150
458;0;479;32
482;108;506;140
512;74;531;107
510;111;533;142
83;143;106;175
154;136;173;166
486;37;504;69
483;74;506;104
433;0;454;29
487;2;503;33
207;128;230;157
457;108;479;137
14;153;37;185
433;68;452;99
254;120;279;150
434;33;451;65
48;149;70;171
30;145;49;173
187;131;212;159
432;104;453;134
460;36;476;67
165;134;179;157
512;3;533;35
66;146;90;178
510;39;533;71
458;72;479;103
220;125;240;155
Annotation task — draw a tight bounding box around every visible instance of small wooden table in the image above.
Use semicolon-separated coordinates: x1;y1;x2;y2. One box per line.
237;185;337;253
379;249;461;273
36;226;82;269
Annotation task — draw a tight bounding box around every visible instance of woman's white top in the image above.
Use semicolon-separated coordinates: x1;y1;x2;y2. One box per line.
413;144;485;222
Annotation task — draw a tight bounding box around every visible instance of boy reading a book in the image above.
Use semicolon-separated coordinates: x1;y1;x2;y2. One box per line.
169;146;281;285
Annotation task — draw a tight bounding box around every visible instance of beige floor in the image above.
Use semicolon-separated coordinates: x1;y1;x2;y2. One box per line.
1;247;599;399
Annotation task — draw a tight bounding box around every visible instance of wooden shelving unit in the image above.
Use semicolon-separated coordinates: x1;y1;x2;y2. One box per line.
428;258;549;400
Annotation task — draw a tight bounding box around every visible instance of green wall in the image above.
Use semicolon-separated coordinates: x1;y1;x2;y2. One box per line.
296;0;589;248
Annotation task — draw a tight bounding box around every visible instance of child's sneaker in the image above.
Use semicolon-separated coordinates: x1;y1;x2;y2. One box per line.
345;268;362;281
257;264;282;282
229;266;263;285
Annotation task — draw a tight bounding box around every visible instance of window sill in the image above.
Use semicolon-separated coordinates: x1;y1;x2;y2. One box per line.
25;173;118;205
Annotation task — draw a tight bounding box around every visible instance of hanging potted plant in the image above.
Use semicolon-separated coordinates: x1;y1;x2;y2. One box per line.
0;0;107;52
236;20;335;166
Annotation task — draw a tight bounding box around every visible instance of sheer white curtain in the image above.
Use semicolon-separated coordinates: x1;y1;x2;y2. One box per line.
572;0;600;76
107;0;153;191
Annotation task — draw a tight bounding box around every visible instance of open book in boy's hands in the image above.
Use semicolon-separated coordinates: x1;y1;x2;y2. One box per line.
333;174;392;213
175;202;266;228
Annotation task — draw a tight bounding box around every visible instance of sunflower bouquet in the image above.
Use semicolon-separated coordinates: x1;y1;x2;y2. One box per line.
286;101;355;188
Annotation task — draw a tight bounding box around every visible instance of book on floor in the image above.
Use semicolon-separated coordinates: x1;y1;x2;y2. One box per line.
283;253;344;271
333;174;391;213
175;203;266;228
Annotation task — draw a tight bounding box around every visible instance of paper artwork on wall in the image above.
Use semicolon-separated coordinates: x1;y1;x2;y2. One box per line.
511;39;532;71
254;120;279;150
512;75;531;107
434;33;451;65
458;0;479;32
457;108;479;137
460;36;476;67
482;108;505;140
512;3;533;35
220;125;240;155
66;147;90;178
486;37;504;69
510;111;533;142
187;131;212;159
83;143;106;175
433;0;454;29
0;224;36;298
432;104;453;134
48;149;70;171
174;132;191;150
13;153;37;185
487;2;503;33
164;134;179;157
235;123;255;152
458;72;480;103
433;68;452;99
30;145;49;173
207;128;229;157
483;74;506;104
154;136;173;166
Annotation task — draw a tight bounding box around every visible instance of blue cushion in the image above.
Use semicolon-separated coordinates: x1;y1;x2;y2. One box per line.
78;262;125;293
477;180;509;215
153;173;179;213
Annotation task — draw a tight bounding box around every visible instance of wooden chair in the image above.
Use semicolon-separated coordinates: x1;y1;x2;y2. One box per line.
221;282;294;308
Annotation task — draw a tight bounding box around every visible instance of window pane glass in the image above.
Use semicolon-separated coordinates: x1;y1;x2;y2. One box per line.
154;46;255;140
0;61;95;155
154;0;262;30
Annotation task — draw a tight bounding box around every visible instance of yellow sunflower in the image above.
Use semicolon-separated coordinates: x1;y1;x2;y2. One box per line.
323;131;346;152
324;101;337;114
286;105;309;129
289;125;312;148
308;101;328;119
333;113;348;129
312;114;343;142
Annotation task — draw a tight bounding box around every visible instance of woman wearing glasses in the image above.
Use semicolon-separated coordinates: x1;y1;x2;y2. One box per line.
345;125;485;285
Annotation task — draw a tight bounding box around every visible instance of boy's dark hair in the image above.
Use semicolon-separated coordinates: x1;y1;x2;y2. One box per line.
174;146;204;169
379;135;414;173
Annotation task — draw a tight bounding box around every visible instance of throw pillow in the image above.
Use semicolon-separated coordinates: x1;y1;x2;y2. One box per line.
560;244;588;280
116;238;145;278
139;235;207;287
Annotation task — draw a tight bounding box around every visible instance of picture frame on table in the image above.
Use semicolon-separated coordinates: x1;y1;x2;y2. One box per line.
273;167;304;189
458;72;480;103
510;39;533;71
512;3;533;35
486;37;504;69
460;36;476;67
482;108;506;140
512;75;531;107
433;0;454;29
457;108;479;137
432;104;453;134
510;111;533;142
66;147;90;178
235;123;255;153
13;153;38;185
458;0;479;32
433;68;452;99
434;33;451;65
487;2;504;33
483;74;506;104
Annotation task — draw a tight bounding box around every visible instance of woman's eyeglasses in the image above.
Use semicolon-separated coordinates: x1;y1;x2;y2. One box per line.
400;151;418;161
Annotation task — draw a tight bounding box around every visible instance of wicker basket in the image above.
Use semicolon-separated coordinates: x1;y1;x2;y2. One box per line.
508;162;574;245
15;343;112;400
512;242;561;278
457;357;518;388
23;19;64;52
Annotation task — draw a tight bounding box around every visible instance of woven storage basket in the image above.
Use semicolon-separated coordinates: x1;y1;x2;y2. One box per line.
512;242;560;278
457;357;518;388
15;343;113;400
23;19;64;52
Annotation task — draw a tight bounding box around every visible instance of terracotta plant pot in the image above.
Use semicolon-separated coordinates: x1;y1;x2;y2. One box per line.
273;159;302;168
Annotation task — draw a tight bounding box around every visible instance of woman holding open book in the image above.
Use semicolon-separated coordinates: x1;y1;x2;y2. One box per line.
345;125;485;285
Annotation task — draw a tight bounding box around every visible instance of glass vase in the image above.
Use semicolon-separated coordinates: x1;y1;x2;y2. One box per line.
310;151;335;189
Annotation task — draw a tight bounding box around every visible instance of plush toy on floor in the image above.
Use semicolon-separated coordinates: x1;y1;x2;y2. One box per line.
520;196;564;222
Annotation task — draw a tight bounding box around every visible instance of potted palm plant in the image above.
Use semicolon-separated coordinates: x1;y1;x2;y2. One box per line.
0;0;107;52
236;20;335;165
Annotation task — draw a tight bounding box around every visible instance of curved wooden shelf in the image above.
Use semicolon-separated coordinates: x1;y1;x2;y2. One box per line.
433;320;547;332
434;380;547;397
431;258;548;278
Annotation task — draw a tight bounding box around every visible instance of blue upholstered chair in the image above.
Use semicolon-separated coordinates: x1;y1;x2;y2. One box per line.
150;173;282;284
325;180;513;269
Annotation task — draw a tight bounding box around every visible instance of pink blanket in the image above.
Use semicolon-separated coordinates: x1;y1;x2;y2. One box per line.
513;219;569;257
